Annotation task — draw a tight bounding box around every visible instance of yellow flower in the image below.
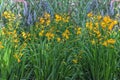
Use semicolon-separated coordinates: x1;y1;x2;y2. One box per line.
13;39;19;43
62;29;70;39
22;32;27;39
97;15;102;20
12;30;17;38
1;27;7;35
46;19;51;26
113;20;118;25
40;18;45;24
86;22;93;30
108;23;114;31
102;39;116;47
63;34;69;39
65;29;70;34
17;59;21;63
55;14;62;22
39;30;44;36
19;53;23;56
108;20;118;31
87;12;93;17
103;16;112;24
3;11;16;21
102;41;108;47
7;31;13;35
62;16;70;22
2;11;8;16
95;22;99;28
44;12;50;19
93;29;101;38
100;21;107;29
57;37;61;42
75;27;81;35
107;39;116;44
45;32;54;40
13;54;19;59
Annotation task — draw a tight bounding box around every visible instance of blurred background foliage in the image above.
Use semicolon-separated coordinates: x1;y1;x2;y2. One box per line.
1;0;120;27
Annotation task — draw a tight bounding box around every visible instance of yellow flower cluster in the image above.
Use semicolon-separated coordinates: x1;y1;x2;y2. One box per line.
39;12;51;26
0;27;28;63
39;30;44;36
45;32;54;40
62;29;70;39
37;13;82;42
21;32;30;39
86;13;117;47
1;28;19;43
100;16;118;31
86;21;93;30
87;14;118;31
55;14;62;22
87;12;93;17
102;39;116;47
2;11;16;21
75;27;81;35
40;18;45;24
55;14;70;23
86;21;101;39
38;26;82;42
